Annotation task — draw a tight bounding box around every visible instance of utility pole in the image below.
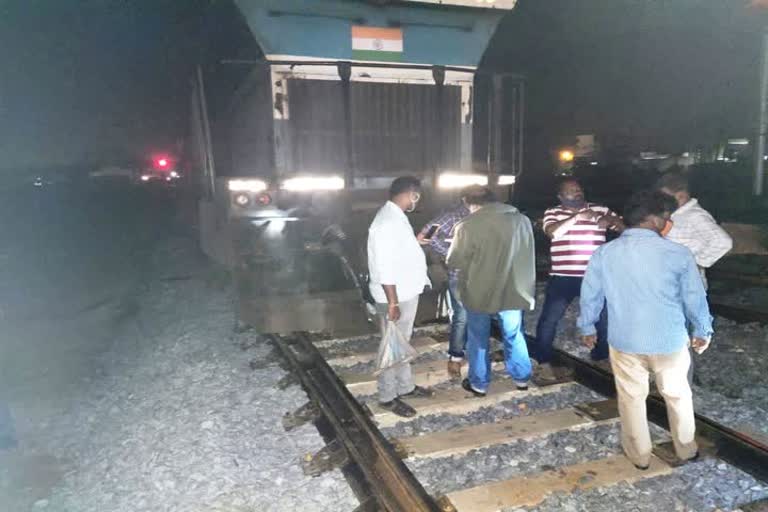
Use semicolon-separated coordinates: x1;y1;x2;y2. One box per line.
754;11;768;195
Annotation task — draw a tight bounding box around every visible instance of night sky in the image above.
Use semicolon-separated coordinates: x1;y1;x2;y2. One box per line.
0;0;765;173
0;0;209;171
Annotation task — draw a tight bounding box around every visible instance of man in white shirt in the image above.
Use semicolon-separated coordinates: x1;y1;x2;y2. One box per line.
658;172;733;289
367;176;433;417
658;171;732;384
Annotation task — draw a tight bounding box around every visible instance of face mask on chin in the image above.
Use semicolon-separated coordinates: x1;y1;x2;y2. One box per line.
406;193;420;213
561;197;586;209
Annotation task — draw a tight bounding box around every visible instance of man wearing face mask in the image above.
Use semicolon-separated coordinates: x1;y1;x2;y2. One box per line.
533;179;624;379
367;176;433;417
657;172;732;289
657;172;731;385
577;190;712;470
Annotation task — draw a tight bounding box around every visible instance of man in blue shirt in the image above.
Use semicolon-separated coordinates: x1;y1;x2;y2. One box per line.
578;190;712;470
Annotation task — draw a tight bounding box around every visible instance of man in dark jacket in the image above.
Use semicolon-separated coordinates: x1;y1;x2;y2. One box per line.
447;186;536;396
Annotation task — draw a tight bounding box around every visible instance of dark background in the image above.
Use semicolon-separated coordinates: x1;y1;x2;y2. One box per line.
0;0;765;178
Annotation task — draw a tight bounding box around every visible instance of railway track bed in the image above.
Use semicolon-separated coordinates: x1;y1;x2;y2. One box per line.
268;326;768;512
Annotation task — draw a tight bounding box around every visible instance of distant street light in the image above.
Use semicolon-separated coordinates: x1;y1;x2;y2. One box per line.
751;0;768;195
755;29;768;196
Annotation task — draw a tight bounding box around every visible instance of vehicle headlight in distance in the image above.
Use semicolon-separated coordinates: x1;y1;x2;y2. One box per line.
141;175;151;182
228;179;267;193
437;173;488;189
498;175;516;186
281;176;344;191
233;193;250;207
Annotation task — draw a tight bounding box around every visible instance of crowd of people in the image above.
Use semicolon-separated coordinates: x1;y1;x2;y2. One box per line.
366;172;732;469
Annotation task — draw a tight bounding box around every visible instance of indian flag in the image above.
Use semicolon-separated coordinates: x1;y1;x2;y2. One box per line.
351;26;403;62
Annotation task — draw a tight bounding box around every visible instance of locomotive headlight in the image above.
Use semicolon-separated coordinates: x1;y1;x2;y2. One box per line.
281;176;344;191
437;173;488;189
234;193;251;207
228;179;267;193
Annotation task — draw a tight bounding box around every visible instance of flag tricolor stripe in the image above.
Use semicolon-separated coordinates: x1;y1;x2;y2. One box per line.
351;49;402;62
351;26;403;61
352;38;403;52
351;26;403;41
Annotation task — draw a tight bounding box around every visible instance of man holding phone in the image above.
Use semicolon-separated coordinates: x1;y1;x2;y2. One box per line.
417;189;471;379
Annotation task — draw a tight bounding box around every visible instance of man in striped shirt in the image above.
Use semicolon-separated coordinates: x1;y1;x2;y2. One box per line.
533;179;624;373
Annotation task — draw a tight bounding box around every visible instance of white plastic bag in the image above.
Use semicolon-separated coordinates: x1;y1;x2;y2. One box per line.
374;321;419;375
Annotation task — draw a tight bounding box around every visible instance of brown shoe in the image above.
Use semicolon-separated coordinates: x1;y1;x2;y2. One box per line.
535;363;558;382
447;360;463;379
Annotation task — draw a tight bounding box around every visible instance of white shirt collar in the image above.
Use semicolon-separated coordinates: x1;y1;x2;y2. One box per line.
672;198;699;218
385;200;406;218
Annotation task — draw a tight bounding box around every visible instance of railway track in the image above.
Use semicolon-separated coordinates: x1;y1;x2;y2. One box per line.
706;270;768;324
268;327;768;512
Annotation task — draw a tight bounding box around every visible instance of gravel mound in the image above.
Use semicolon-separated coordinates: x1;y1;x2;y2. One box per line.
4;236;358;512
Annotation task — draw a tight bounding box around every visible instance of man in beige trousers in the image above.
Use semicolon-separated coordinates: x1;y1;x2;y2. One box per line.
577;190;712;469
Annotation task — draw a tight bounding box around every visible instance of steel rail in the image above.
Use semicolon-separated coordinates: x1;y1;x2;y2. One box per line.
267;332;443;512
553;349;768;483
709;302;768;324
708;270;768;287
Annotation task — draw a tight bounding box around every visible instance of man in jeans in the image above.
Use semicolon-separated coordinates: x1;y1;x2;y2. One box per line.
578;190;711;469
534;179;623;377
416;190;471;379
447;186;536;396
367;176;433;417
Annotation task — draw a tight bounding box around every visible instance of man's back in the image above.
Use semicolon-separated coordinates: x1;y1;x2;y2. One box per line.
579;229;710;355
448;203;535;313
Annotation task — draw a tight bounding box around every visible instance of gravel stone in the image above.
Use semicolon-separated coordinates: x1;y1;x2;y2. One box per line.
408;423;624;495
507;458;768;512
319;329;449;360
526;284;768;436
339;349;446;375
381;383;603;438
7;236;359;512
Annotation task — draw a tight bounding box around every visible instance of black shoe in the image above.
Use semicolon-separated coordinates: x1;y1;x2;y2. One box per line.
461;378;486;397
378;398;417;418
515;383;529;391
400;385;434;399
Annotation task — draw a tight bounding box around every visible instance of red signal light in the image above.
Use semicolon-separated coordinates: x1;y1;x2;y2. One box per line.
157;158;169;168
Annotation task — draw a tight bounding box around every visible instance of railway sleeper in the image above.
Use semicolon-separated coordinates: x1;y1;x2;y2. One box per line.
283;401;321;431
301;438;350;477
391;400;620;460
444;452;674;511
